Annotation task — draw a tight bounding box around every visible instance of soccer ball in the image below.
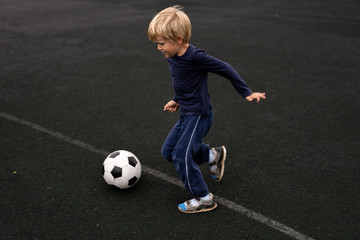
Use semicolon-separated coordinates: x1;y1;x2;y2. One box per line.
103;150;141;189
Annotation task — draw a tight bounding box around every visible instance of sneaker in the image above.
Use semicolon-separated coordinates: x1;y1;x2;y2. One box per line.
209;146;227;182
178;193;217;213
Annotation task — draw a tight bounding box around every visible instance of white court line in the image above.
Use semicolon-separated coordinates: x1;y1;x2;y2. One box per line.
0;111;315;240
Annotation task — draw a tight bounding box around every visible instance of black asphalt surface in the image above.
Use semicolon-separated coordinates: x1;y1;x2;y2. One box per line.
1;0;359;239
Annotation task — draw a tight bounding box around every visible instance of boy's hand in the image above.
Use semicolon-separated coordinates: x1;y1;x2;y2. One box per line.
164;100;179;113
245;92;266;103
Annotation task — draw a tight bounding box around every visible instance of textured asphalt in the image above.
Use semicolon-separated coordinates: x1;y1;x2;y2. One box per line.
1;0;359;239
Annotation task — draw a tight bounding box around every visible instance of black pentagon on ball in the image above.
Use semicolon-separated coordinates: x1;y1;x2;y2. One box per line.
128;156;138;167
111;166;122;178
109;151;120;158
128;176;138;186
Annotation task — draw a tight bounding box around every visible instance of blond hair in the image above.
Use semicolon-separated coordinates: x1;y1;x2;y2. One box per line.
148;5;191;44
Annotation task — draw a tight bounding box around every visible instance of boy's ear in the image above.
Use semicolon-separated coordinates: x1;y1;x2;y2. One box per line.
176;37;184;45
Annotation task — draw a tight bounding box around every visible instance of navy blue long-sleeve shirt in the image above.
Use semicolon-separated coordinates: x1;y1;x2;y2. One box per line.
167;44;252;115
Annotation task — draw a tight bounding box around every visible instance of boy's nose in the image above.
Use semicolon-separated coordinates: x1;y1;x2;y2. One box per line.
157;45;162;51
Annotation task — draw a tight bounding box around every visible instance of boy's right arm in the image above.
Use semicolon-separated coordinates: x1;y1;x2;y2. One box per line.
163;100;179;113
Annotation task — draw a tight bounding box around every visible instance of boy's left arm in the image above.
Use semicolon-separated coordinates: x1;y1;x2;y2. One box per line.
194;51;254;98
194;50;266;102
245;92;266;103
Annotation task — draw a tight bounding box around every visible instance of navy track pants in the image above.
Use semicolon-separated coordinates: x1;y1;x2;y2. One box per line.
161;110;213;197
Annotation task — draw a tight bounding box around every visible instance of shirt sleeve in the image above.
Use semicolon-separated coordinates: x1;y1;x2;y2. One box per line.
193;50;253;98
172;96;178;102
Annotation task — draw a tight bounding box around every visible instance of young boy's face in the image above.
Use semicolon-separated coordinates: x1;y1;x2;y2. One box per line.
155;38;184;58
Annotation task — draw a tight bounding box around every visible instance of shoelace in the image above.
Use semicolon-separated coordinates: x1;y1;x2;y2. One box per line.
189;198;201;206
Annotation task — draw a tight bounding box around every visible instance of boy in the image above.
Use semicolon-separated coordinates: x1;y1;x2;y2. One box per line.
148;6;266;213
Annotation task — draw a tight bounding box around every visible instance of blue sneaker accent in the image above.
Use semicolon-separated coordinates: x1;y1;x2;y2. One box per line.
178;203;186;211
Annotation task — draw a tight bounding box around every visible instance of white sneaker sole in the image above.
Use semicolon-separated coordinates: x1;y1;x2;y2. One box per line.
215;146;226;182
